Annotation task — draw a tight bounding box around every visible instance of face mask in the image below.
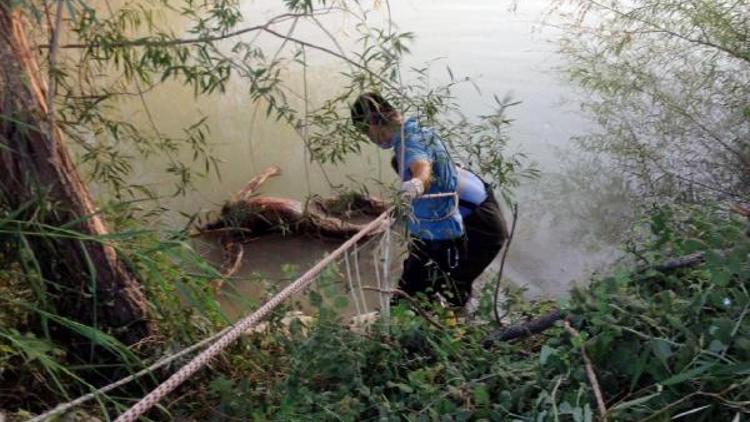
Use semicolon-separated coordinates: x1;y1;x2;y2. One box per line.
377;138;394;149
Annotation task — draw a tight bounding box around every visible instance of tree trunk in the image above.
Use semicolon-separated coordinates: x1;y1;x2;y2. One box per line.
0;6;152;346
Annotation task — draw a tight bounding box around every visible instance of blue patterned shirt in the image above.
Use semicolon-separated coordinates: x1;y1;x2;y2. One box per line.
392;117;464;240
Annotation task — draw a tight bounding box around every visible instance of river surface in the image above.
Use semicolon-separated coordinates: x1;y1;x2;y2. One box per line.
119;0;619;312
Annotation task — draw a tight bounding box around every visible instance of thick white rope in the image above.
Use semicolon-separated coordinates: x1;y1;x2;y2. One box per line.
44;194;436;421
352;243;369;314
114;209;393;422
35;211;400;422
381;224;392;320
343;250;363;316
29;325;233;422
372;239;385;312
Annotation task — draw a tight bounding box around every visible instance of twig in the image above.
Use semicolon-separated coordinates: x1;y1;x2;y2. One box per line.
260;27;403;95
361;286;447;331
493;203;518;326
563;321;607;421
46;0;64;129
209;241;244;291
639;383;741;422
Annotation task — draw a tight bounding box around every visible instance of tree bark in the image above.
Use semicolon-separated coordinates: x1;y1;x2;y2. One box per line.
0;6;152;346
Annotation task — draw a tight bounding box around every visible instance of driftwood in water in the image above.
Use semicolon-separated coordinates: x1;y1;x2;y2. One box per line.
197;166;388;289
202;193;388;239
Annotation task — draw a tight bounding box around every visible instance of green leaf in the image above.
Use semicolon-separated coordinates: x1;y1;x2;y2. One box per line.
474;385;490;407
540;345;554;365
386;381;414;394
660;363;716;386
610;392;661;412
708;339;726;354
309;290;322;307
333;296;348;310
652;339;673;360
682;238;707;254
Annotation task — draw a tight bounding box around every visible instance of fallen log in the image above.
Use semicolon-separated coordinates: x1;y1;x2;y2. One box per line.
482;309;564;348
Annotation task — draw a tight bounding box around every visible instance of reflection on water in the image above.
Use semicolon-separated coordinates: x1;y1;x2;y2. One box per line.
118;0;618;307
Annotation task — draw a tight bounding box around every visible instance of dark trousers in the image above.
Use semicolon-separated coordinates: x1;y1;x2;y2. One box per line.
398;236;468;307
452;190;508;286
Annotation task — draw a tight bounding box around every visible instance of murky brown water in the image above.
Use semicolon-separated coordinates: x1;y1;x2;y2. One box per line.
195;230;406;319
112;0;619;313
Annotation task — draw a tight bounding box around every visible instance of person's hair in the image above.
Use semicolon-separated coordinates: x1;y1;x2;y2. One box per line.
350;92;395;132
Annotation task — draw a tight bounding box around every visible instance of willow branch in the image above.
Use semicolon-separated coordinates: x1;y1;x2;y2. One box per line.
40;13;315;49
584;0;750;64
260;27;403;95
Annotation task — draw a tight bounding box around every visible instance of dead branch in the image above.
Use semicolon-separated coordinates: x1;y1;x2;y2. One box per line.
233;165;282;202
482;308;564;348
209;241;244;291
649;251;706;273
564;320;608;421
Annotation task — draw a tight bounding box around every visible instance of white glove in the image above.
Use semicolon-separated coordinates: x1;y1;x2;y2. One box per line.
399;178;425;201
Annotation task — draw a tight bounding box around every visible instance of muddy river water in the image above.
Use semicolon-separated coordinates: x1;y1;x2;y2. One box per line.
117;0;619;315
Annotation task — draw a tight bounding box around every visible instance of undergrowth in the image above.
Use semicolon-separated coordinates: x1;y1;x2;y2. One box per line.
0;204;748;421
